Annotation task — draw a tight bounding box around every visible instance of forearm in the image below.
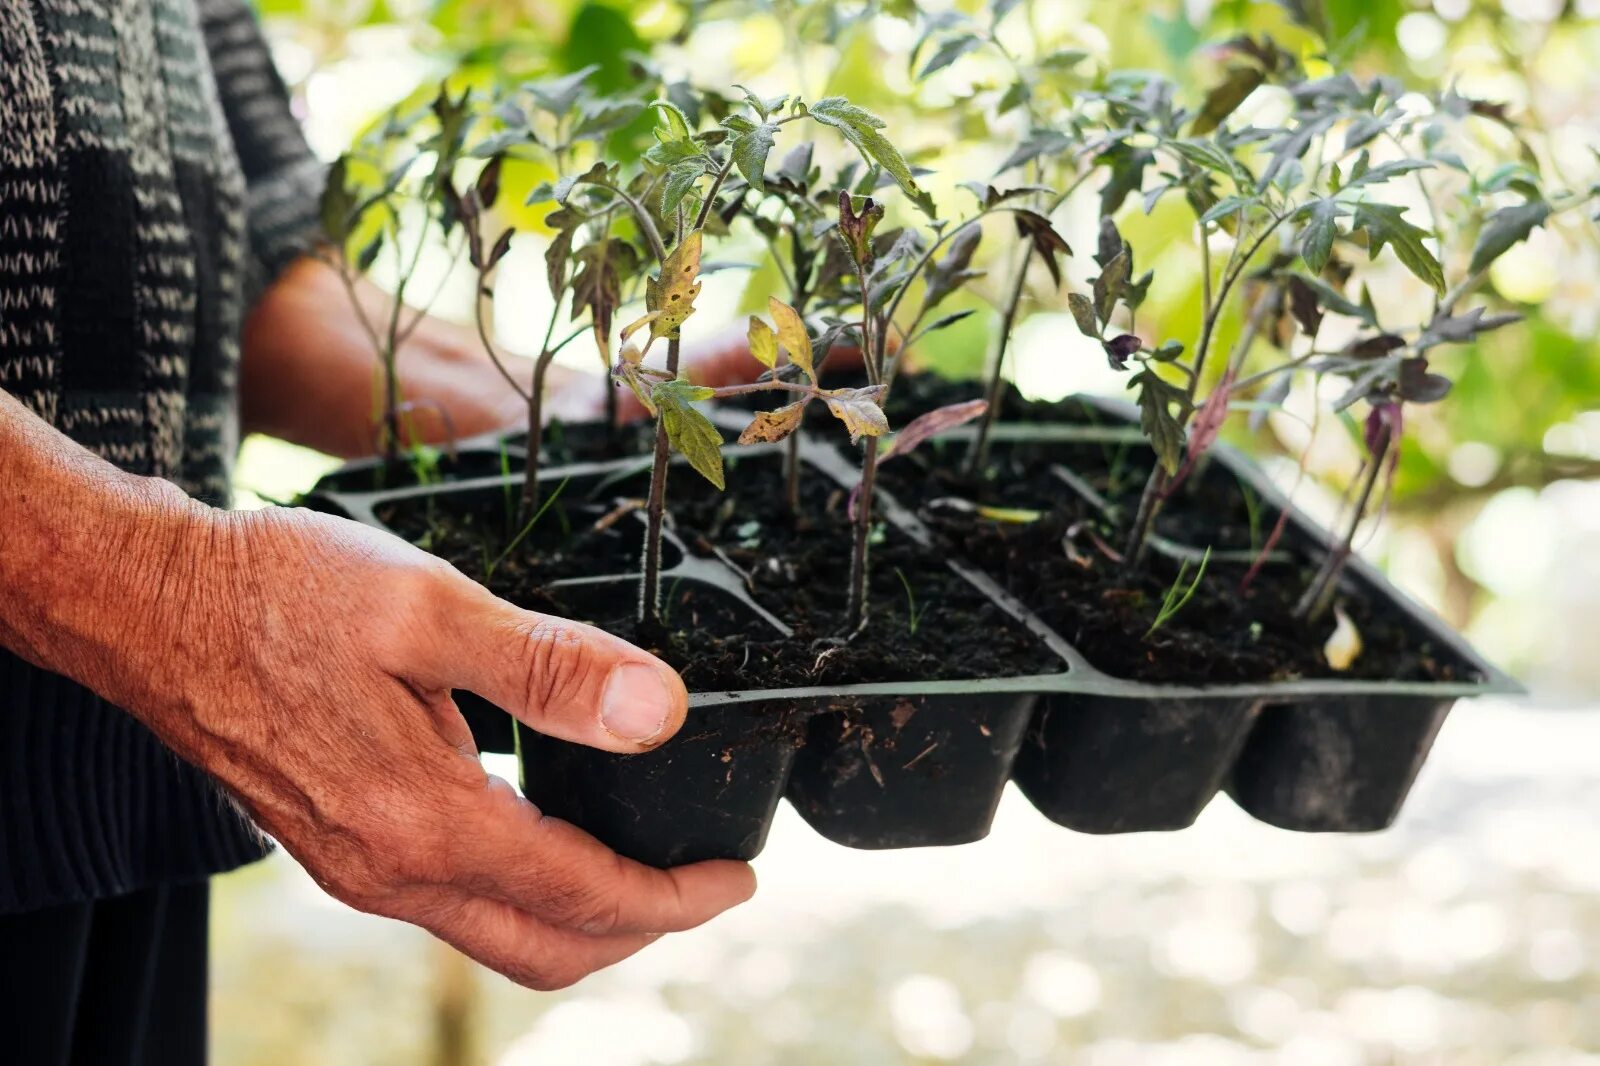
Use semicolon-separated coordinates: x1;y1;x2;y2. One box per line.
239;257;396;457
0;389;206;713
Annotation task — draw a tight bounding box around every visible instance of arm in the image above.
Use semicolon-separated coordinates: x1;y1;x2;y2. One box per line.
240;255;870;458
0;388;753;987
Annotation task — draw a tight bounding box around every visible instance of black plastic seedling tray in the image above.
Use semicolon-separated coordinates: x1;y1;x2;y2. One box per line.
305;395;1520;868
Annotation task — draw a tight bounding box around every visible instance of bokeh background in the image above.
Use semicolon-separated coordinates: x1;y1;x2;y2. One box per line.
220;0;1600;1061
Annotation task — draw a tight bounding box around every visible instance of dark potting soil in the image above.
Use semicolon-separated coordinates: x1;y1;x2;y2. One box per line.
502;419;658;466
872;387;1474;685
312;420;657;496
376;451;1062;692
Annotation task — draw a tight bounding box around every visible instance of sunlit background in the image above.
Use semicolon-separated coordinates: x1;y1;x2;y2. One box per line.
222;0;1600;1061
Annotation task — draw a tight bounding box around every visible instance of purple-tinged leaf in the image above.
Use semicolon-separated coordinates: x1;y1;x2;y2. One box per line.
1397;357;1452;404
883;400;988;462
1164;366;1236;496
1104;333;1141;370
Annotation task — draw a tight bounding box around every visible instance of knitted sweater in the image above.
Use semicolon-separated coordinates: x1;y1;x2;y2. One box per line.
0;0;322;912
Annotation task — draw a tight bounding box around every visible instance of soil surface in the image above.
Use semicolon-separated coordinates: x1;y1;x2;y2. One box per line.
874;377;1475;684
312;419;657;495
365;373;1478;687
378;450;1063;692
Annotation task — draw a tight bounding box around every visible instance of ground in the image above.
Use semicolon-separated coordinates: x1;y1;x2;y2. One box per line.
209;698;1600;1065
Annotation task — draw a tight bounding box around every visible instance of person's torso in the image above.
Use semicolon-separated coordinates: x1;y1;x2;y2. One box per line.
0;0;250;506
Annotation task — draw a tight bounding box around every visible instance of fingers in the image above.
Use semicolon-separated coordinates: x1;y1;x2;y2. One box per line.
410;575;688;753
450;776;757;936
415;891;658;991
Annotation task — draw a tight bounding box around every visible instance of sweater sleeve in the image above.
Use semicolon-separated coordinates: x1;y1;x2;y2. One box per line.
197;0;324;294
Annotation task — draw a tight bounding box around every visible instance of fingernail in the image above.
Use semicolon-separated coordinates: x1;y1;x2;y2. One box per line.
601;662;672;744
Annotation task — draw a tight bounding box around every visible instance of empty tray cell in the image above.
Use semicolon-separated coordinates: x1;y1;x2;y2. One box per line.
1226;696;1453;832
1013;694;1260;833
785;691;1039;849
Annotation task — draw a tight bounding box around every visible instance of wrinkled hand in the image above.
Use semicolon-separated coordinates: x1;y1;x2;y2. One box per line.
134;502;755;989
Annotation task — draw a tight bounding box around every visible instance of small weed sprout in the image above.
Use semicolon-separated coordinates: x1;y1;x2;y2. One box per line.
894;568;927;637
1146;547;1212;639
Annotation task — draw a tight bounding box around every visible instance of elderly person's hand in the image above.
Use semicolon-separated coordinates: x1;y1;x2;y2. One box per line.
0;391;755;991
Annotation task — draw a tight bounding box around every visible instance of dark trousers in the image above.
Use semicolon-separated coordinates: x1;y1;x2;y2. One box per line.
0;881;209;1066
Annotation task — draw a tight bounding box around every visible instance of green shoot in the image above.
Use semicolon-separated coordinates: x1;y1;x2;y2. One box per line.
484;477;570;581
894;567;927;637
1145;547;1212;640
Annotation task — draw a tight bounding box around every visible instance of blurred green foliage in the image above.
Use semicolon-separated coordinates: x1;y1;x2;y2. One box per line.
257;0;1600;643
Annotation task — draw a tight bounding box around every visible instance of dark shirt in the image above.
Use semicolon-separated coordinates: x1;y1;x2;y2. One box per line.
0;0;322;912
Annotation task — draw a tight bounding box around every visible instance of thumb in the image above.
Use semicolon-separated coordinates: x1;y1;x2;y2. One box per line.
414;578;688;754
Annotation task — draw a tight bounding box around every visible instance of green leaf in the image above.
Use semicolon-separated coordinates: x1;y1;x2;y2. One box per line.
1093;249;1130;325
997;128;1075;174
1259;114;1335;192
1299;198;1347;274
807;97;935;216
320;154;355;243
526;65;599;116
1351;201;1445;295
660;161;705;216
1191;66;1265;135
1098;144;1154;216
923;225;984;310
918;34;981;80
991;0;1025;24
1342;158;1433;190
1200;195;1252;224
1130;368;1190;476
916;309;977;339
1038;48;1090;70
653;378;725;489
1469;200;1551;275
997;80;1031;116
728;121;779;191
356;231;383;273
572;98;644;140
1298;274;1377;325
649;98;694;141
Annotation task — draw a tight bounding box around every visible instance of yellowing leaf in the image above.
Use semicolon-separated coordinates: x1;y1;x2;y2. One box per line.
738;401;808;444
620;311;662;348
823;385;889;443
767;297;814;381
976;505;1042;524
747;315;779;370
651;376;724;489
645;231;703;342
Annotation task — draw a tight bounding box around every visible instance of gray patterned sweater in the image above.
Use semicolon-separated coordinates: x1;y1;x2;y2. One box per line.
0;0;322;912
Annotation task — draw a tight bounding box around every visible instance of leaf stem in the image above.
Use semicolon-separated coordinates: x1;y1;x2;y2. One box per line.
846;435;879;632
1296;423;1391;622
640;336;682;628
966;240;1034;476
